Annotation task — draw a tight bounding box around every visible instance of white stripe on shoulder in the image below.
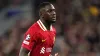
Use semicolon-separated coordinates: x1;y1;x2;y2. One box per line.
39;20;47;31
37;20;46;31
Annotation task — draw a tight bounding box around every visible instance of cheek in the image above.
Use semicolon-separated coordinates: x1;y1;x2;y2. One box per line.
46;12;50;16
45;13;51;18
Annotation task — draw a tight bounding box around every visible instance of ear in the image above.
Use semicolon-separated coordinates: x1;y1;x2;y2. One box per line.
39;8;45;17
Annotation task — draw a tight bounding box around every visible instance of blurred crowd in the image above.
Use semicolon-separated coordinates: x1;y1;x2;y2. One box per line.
0;0;100;56
55;0;100;56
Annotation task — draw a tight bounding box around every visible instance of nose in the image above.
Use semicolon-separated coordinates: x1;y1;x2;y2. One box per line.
52;11;56;15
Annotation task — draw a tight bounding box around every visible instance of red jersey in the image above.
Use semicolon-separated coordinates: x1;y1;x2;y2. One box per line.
21;20;56;56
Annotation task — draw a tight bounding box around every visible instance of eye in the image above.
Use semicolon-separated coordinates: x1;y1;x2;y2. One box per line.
47;9;53;12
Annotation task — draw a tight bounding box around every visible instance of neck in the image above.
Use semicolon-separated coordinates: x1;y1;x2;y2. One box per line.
40;18;52;30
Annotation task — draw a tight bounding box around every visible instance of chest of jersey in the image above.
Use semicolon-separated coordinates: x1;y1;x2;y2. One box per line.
38;30;55;47
31;31;55;55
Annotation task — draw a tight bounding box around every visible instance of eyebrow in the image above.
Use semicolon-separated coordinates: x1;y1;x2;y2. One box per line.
46;9;55;12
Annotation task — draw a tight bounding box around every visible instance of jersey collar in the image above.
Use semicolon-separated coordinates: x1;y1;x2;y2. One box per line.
37;19;53;31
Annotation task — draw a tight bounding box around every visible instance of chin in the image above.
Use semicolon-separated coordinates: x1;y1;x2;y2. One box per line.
51;20;56;23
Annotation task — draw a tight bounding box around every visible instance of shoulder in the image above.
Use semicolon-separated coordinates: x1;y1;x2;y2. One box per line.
26;22;39;34
30;22;38;30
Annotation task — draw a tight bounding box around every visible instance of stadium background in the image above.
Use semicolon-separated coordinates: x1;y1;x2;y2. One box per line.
0;0;100;56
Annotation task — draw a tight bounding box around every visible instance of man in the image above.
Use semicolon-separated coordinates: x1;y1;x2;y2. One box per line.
19;2;59;56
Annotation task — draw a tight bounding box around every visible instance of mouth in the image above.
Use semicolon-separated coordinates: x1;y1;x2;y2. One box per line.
52;16;56;18
52;17;56;19
52;18;56;21
51;15;56;21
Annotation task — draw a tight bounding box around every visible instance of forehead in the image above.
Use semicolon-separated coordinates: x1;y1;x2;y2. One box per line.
45;4;55;10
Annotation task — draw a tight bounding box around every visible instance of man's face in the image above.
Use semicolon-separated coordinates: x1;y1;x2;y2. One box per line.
42;4;56;23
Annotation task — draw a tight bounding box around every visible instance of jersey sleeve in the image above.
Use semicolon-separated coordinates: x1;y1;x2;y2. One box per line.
21;27;37;51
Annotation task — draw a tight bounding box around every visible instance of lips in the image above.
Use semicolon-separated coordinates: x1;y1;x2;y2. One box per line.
52;17;56;19
51;15;56;20
52;18;56;21
52;16;56;18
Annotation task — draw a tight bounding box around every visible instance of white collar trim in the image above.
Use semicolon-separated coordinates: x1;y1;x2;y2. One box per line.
37;20;53;31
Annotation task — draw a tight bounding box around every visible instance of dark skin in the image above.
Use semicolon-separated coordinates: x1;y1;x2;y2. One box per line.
40;4;56;30
19;4;58;56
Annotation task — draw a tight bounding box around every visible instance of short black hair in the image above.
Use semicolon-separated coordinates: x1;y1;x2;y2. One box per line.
39;2;51;9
